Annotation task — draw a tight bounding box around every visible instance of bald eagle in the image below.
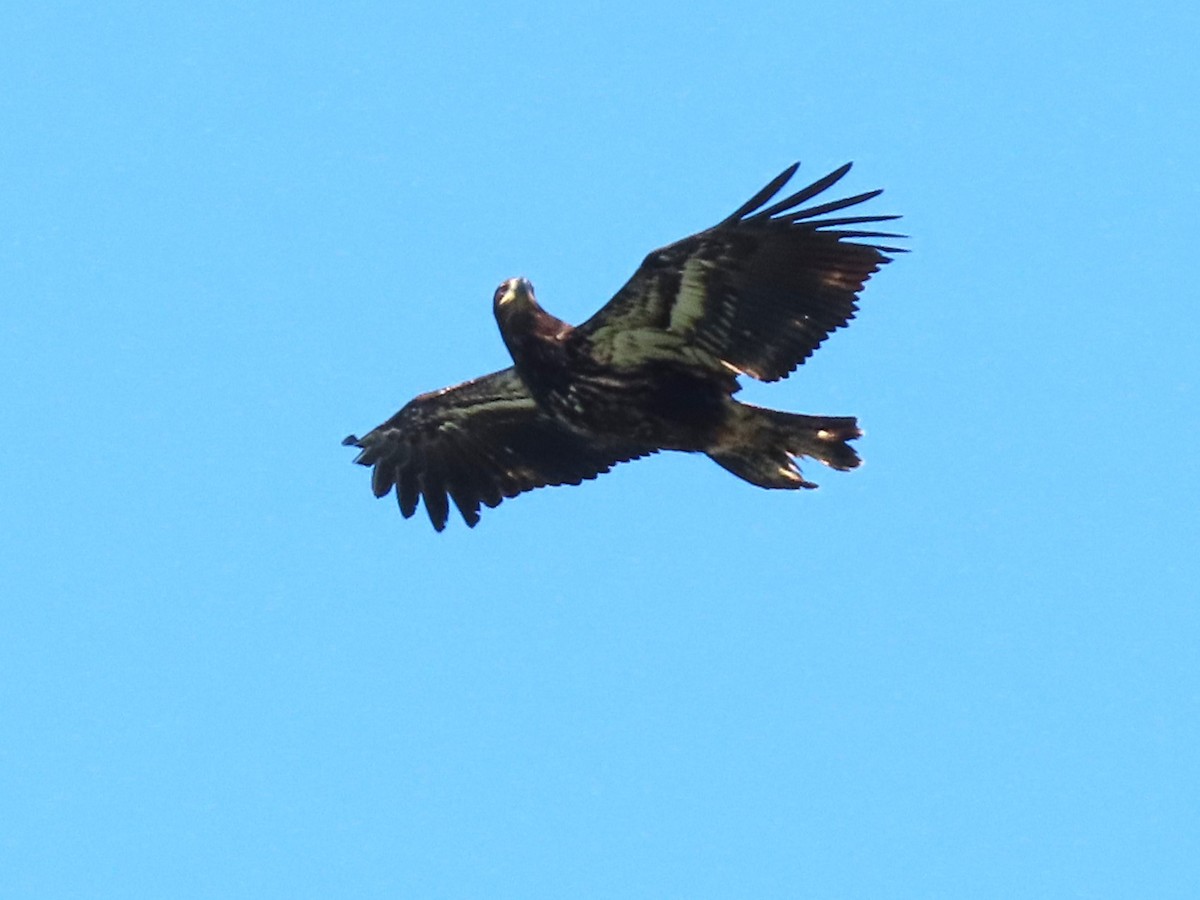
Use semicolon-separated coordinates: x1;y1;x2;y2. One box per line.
344;162;903;530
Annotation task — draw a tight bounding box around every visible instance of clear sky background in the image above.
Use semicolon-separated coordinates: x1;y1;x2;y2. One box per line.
3;2;1198;897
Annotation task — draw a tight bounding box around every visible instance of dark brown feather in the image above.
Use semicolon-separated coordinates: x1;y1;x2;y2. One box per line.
574;162;903;382
344;368;653;531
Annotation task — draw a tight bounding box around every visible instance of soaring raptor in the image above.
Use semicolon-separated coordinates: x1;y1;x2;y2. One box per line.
344;162;903;530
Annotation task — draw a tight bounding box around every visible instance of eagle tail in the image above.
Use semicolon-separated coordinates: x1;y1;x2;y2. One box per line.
708;405;861;490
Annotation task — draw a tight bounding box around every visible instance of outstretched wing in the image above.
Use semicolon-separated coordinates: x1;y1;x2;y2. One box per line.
574;162;904;382
343;368;652;531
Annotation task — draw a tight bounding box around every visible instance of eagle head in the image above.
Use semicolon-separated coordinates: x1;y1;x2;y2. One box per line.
493;277;538;313
493;276;570;364
494;277;545;344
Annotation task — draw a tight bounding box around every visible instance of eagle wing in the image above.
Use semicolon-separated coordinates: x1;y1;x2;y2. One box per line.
574;162;903;382
342;368;652;531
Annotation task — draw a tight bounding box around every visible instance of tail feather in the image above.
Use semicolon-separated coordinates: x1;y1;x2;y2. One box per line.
708;404;861;490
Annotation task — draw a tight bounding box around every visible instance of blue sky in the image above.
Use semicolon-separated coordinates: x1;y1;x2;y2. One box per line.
3;2;1198;897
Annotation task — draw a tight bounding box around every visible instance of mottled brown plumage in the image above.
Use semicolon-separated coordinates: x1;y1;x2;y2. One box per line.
344;162;903;530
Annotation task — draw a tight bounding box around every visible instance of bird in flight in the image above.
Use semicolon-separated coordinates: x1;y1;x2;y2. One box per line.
344;162;903;531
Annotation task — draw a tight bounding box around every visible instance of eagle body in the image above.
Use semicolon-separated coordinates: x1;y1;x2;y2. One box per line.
345;162;903;530
497;285;733;452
